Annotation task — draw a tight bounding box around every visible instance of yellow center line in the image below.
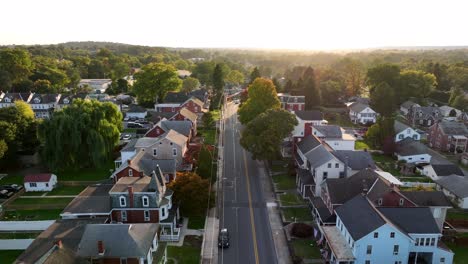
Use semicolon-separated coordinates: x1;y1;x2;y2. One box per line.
243;149;260;264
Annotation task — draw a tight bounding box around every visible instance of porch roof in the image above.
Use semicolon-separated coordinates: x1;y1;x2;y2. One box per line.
322;226;355;261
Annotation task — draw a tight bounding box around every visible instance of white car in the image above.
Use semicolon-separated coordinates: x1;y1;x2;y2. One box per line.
122;134;132;141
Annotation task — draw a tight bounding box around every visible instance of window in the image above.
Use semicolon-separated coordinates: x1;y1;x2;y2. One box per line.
441;258;445;263
365;261;370;264
119;196;126;207
120;258;127;264
418;238;424;246
121;211;127;221
144;210;150;221
408;157;413;160
172;148;177;156
161;208;166;218
323;172;328;179
398;134;404;139
45;183;49;187
378;198;383;205
30;182;37;187
335;163;339;168
430;237;435;246
142;196;149;207
170;142;173;146
415;238;419;246
328;163;331;168
399;198;404;206
425;238;430;246
374;232;378;238
366;245;372;254
393;245;399;255
390;232;395;238
128;169;133;177
395;262;402;264
153;149;157;156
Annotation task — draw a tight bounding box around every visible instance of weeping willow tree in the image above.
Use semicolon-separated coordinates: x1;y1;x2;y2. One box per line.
39;99;122;171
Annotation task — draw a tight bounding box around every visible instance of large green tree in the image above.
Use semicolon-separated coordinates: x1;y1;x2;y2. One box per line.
399;70;437;100
39;99;122;171
320;80;343;105
133;63;182;106
249;67;261;84
0;48;34;89
303;67;320;109
212;64;225;92
182;77;200;93
240;109;298;160
370;82;396;117
367;64;401;90
226;70;244;85
238;78;281;124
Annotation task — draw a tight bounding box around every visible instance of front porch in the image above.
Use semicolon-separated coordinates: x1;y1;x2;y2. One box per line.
160;206;181;242
296;168;315;199
321;226;355;264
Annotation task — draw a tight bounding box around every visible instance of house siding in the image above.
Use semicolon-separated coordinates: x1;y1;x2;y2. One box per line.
313;159;345;196
395;128;420;142
115;167;143;182
146;125;166;138
181;100;202;113
111;209;160;223
24;175;57;192
396;154;432;164
324;139;355;151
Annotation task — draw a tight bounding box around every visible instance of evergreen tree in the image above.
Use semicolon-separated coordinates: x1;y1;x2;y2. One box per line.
249;67;261;84
303;67;320;109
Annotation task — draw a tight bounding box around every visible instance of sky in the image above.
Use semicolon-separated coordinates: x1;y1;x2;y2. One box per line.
1;0;467;50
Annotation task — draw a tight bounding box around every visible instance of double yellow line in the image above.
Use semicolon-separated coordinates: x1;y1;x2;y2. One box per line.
243;149;260;264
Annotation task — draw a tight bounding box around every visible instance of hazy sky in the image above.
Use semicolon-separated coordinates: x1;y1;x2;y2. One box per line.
1;0;467;50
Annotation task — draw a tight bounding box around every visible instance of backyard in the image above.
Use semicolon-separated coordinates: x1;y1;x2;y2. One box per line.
371;153;401;176
279;192;306;206
0;250;24;264
272;174;296;191
1;209;63;221
166;235;202;264
282;207;313;222
291;239;322;259
355;140;371;150
198;129;216;146
447;242;468;264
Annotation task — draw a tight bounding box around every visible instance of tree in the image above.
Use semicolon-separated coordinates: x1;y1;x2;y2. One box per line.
249;67;261;84
191;61;215;85
272;78;282;92
451;95;468;111
399;70;437;100
0;140;7;160
226;70;244;85
302;67;320;109
284;79;294;93
201;111;215;128
367;64;401;93
182;77;200;93
133;63;182;106
238;78;281;124
0;48;34;86
320;80;343;105
365;117;395;149
240;109;297;160
336;58;365;96
212;64;225;92
449;87;463;105
39;99;122;171
168;172;214;216
370;82;396;117
32;79;54;94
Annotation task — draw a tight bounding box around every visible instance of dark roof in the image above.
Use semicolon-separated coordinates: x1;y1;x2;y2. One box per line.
366;178;395;203
147;111;176;123
164;92;190;103
0;92;32;103
400;191;452;207
326;168;379;204
297;136;321;154
16;219;104;264
29;94;59;104
378;207;440;234
401;100;418;109
189;89;208;102
431;164;465;177
314;125;342;138
435;175;468;198
122;138;138;152
438;121;468;135
77;224;158;258
349;102;370;113
395;138;429;157
160;120;192;137
61;184;113;215
332;150;376;170
304;145;336;168
412;107;441;120
24;173;53;183
138;158;177;175
295;110;323;121
310;197;334;223
127;104;147;113
394;120;412;134
335;195;385;240
297;168;314;185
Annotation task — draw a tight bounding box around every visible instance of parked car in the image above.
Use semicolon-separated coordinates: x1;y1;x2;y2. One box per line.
234;99;240;104
218;228;230;248
2;184;23;192
127;122;144;128
122;134;132;141
123;117;129;121
0;189;13;199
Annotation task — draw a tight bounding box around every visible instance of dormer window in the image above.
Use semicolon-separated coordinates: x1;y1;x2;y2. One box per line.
128;169;133;177
153;149;157;156
33;97;40;103
142;196;149;207
399;198;404;206
172;148;177;156
119;196;126;207
4;97;11;103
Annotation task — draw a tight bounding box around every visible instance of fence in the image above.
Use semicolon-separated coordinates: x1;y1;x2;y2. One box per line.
400;182;436;188
0;239;34;250
0;220;55;231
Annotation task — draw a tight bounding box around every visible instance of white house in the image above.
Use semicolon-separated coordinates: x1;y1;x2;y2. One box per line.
24;174;57;192
312;125;356;150
419;164;465;181
0;92;33;108
394;121;420;142
439;105;462;118
395;138;431;164
348;103;377;124
322;195;453;264
435;175;468;208
28;94;61;119
126;104;147;119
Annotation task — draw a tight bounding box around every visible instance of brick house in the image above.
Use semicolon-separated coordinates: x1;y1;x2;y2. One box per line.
169;107;198;135
277;93;305;111
428;120;468;153
145;119;193;141
408;106;442;127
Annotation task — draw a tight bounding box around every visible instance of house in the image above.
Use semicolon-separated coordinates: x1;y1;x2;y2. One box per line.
155;90;207;114
312;125;356;150
147;110;179;124
61;184;114;219
400;100;420;115
296;168;314;199
435;175;468;208
295;135;346;196
419;164;465;180
394;121;420;142
0;92;33;108
428;121;468;153
24;173;57;192
322;195;453;264
331;150;376;175
145;119;193;140
395;138;432;164
290;110;327;149
439;105;462;118
78;79;112;94
126;104;147;119
277;93;305;111
56;93;89;110
346;96;370;106
77;223;162;264
28;93;61;119
169;107;198;135
408;106;442;127
348;103;377;124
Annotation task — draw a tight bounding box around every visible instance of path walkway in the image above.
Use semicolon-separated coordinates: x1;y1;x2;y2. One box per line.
167;218;204;247
18;195;77;198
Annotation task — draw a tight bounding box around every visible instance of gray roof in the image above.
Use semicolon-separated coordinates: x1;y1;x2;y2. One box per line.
435;175;468;198
147;111;177;123
160;120;192;137
29;94;59;104
164;92;190;103
122;138;138;152
314;125;342;138
332;150;376;170
412;106;441;119
295;110;323;121
438;121;468;136
349;102;370;113
297;168;314;185
395;138;429;157
297;136;321;154
77;224;158;258
304;145;336;168
0;92;31;103
61;184;113;215
335;195;386;241
400;191;452;207
189;88;208;102
138;158;176;175
394;120;412;134
127;104;147;113
401;100;418;109
135;137;159;148
326;168;379;204
310;197;334;223
58;94;88;105
431;164;465;177
378;207;440;234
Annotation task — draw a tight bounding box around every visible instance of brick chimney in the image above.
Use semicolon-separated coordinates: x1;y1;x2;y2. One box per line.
128;186;134;208
127;159;131;165
97;240;105;255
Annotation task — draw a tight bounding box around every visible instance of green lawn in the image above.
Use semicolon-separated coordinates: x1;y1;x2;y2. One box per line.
46;185;85;195
398;177;433;183
0;174;24;184
1;209;63;221
371;153;395;163
291;239;322;259
279;193;305;206
55;161;114;181
447;242;468;264
355;140;371;150
199;129;216;146
447;211;468;220
187;215;206;230
272;174;296;190
282;207;313;222
122;128;137;133
167;235;202;264
270;164;288;173
0;232;41;239
10;197;73;205
0;250;24;264
372;154;401;176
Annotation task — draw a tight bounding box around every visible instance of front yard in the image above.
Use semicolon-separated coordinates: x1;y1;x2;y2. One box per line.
21;185;85;196
1;209;63;221
282;207;313;222
272;174;296;190
355;140;371;150
167;235;202;264
447;242;468;264
0;250;24;264
291;239;322;259
187;215;206;230
198;129;216;146
279;193;306;206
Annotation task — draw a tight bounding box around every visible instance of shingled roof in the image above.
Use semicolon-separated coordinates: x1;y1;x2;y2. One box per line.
295;110;323;121
297;135;322;154
332;150;376;170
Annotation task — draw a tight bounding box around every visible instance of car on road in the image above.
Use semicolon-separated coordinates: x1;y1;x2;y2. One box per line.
0;189;13;199
218;228;230;248
123;117;129;122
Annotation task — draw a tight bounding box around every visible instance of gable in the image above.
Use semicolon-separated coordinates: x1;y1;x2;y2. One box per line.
145;125;166;138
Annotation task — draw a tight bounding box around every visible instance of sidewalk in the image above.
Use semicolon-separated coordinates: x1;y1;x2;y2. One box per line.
201;208;219;264
260;161;293;264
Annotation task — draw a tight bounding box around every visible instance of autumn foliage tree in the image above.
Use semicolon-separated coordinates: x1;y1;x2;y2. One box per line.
238;78;280;124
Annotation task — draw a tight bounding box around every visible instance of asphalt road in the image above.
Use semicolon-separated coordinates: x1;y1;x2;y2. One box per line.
218;103;277;264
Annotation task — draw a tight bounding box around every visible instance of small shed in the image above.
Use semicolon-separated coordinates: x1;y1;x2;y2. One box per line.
24;174;57;192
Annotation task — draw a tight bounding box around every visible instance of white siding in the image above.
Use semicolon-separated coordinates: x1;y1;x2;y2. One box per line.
24;175;57;192
396;154;431;164
324;139;355;151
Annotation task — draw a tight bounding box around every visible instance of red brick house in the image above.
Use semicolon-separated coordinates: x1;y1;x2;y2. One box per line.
145;119;193;141
428;120;468;153
169;107;198;135
277;93;305;112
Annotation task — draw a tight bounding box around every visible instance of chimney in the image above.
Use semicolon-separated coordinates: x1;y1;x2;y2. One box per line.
128;159;131;165
97;240;105;255
55;240;63;249
128;186;134;208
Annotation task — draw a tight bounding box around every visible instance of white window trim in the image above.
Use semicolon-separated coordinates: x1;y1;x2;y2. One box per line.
142;196;149;207
121;211;127;221
128;169;133;177
144;210;150;221
119;196;126;207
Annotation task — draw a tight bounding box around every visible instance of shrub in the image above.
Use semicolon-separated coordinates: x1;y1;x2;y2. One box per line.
291;223;313;238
